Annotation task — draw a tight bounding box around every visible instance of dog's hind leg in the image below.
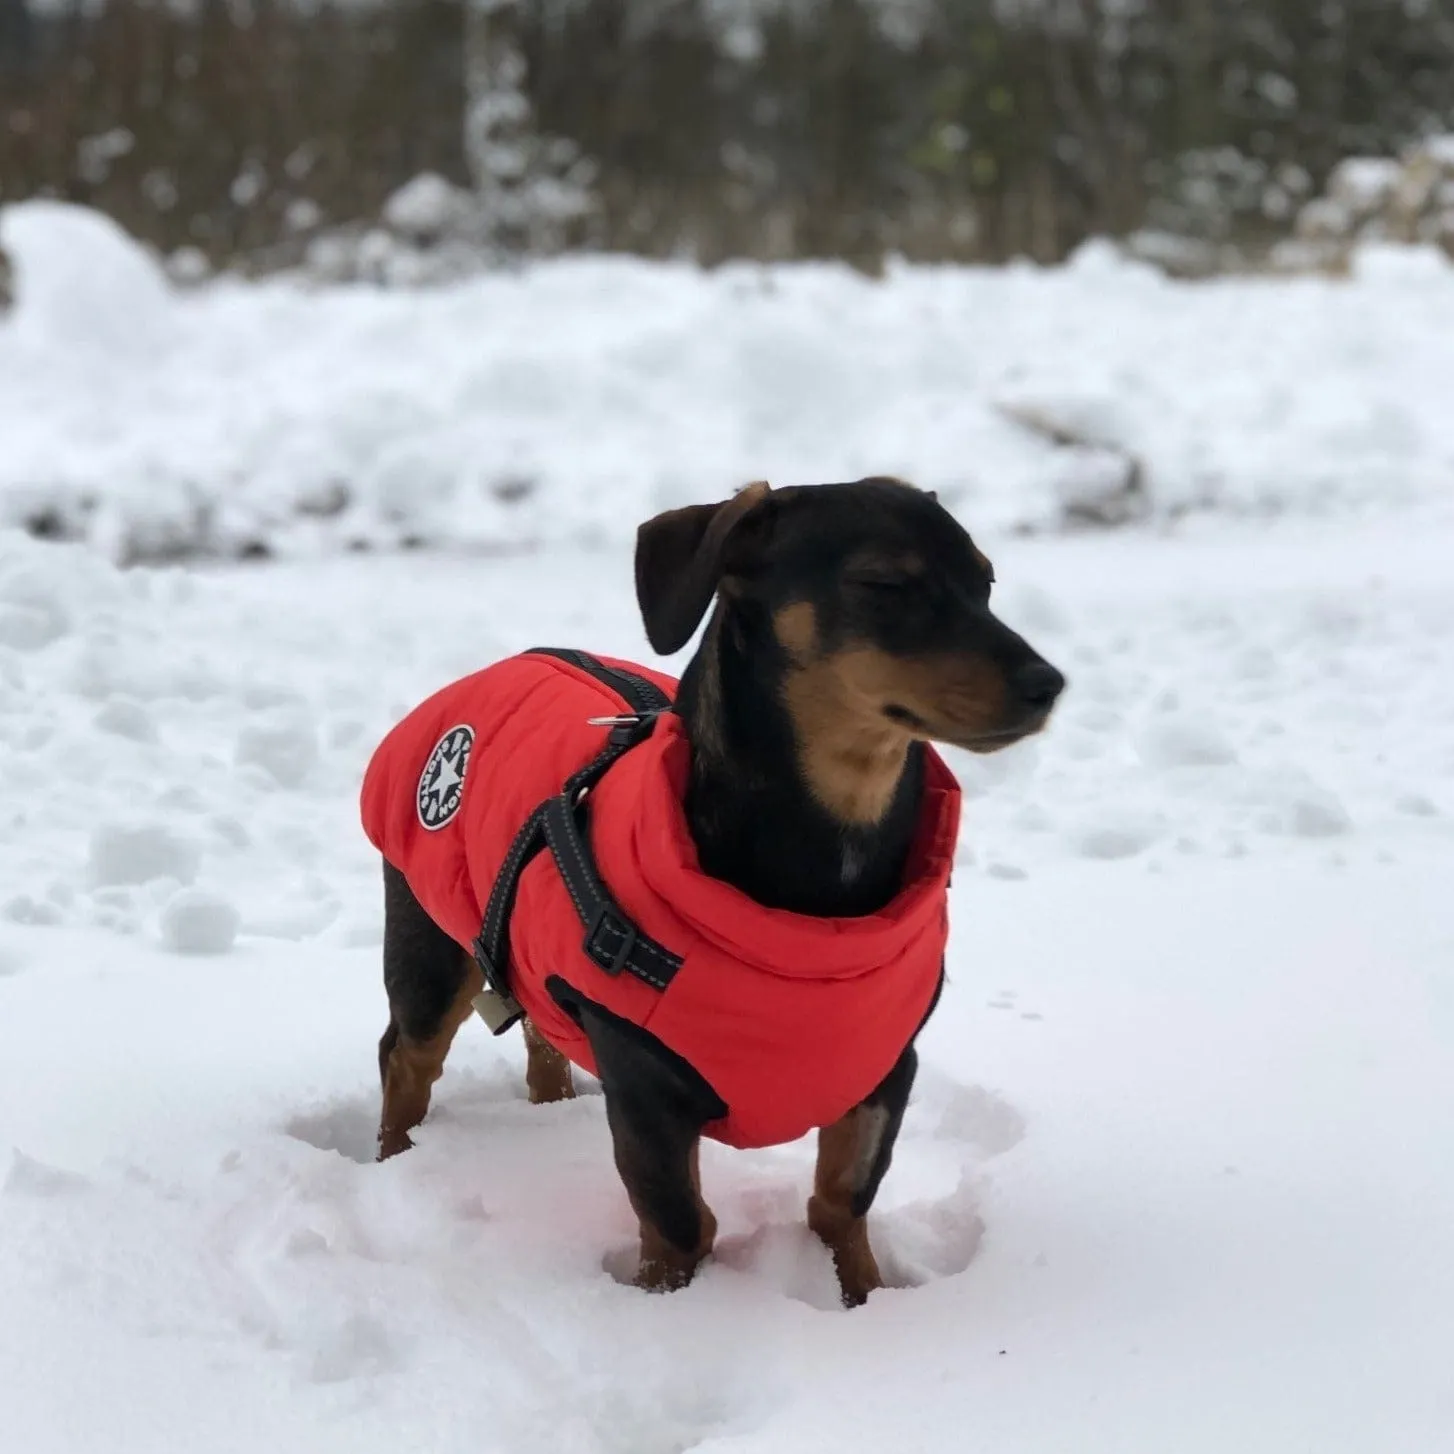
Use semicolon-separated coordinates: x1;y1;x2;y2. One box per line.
808;1043;919;1307
522;1018;575;1104
377;861;482;1160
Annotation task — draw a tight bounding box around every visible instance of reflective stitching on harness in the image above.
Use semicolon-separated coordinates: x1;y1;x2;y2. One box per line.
544;800;591;921
541;796;677;991
473;651;684;1005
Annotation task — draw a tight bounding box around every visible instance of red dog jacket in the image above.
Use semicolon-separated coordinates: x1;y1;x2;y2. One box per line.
360;650;960;1149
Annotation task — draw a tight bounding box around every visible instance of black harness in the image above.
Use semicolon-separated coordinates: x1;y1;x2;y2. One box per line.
469;649;685;1035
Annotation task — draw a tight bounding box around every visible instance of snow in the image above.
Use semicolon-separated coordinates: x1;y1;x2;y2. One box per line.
381;172;470;240
2;214;1454;1450
88;822;201;888
0;500;1451;1452
1326;156;1402;213
0;201;175;357
1424;134;1454;169
158;886;242;955
3;202;1454;562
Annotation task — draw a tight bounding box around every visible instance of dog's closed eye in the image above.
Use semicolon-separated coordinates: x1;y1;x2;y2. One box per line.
849;571;914;592
846;555;926;592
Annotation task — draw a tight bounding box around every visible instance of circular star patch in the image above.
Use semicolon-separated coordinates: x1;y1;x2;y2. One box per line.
416;724;474;831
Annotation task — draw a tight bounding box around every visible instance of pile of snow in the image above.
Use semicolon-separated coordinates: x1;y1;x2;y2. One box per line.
1292;136;1454;265
1;202;176;356
3;201;1454;562
0;511;1451;1451
302;174;525;289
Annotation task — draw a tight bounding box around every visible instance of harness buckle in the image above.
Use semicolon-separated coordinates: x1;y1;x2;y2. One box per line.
469;935;524;1034
583;904;638;976
471;987;525;1035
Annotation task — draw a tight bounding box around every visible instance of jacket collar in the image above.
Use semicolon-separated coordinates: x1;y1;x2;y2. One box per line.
613;713;960;977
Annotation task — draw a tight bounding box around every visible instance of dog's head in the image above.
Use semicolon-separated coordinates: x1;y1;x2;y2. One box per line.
635;477;1065;757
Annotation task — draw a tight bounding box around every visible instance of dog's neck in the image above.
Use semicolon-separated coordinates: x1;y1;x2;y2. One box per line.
674;604;924;918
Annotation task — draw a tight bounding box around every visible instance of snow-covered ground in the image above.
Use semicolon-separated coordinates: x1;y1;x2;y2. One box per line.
4;202;1454;561
1;506;1452;1453
2;203;1453;1451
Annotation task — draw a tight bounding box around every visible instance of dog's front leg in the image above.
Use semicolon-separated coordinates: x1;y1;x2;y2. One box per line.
574;997;721;1292
809;1044;918;1307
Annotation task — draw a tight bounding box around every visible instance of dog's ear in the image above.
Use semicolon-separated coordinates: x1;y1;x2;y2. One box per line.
635;481;773;654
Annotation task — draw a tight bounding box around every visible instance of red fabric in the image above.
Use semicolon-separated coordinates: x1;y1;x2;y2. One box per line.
360;652;960;1150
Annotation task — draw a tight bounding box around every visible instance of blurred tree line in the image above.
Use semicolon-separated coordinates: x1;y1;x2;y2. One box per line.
3;0;1454;270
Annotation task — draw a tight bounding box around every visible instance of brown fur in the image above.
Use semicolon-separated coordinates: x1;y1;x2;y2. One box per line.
523;1018;576;1105
774;600;1013;822
781;659;913;824
807;1106;888;1306
378;953;483;1159
631;1143;717;1292
775;600;910;824
833;647;1012;745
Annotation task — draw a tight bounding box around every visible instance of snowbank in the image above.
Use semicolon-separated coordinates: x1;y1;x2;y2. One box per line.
3;201;1454;562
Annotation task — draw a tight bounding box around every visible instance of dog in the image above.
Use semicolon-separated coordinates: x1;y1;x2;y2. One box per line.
363;477;1064;1306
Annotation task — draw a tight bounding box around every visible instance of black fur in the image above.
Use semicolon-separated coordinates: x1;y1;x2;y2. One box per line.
549;977;727;1254
849;1044;920;1219
380;859;467;1062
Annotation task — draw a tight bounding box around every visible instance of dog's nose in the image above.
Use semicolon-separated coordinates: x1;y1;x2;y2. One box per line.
1012;660;1065;711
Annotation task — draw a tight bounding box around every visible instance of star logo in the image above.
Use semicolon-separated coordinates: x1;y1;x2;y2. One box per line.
416;724;474;830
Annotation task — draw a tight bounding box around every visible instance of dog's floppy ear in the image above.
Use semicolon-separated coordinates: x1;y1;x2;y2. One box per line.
635;481;772;654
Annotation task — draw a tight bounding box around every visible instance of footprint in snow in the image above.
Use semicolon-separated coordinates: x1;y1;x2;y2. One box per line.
3;1148;90;1197
283;1057;561;1166
925;1077;1027;1157
306;1311;396;1384
286;1100;379;1165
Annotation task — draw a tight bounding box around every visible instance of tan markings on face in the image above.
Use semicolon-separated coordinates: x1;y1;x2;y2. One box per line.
832;647;1012;742
773;601;819;659
781;661;909;824
781;645;1014;821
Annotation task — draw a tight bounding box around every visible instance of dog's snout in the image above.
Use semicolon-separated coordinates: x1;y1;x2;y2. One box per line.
1012;660;1065;711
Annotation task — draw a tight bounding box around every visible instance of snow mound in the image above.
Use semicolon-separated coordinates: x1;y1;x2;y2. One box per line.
0;200;174;356
89;823;201;887
235;718;319;788
4;203;1454;560
158;886;241;954
382;172;471;240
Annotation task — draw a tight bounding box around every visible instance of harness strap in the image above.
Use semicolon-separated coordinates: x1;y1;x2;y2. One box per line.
470;649;682;1036
529;647;673;719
